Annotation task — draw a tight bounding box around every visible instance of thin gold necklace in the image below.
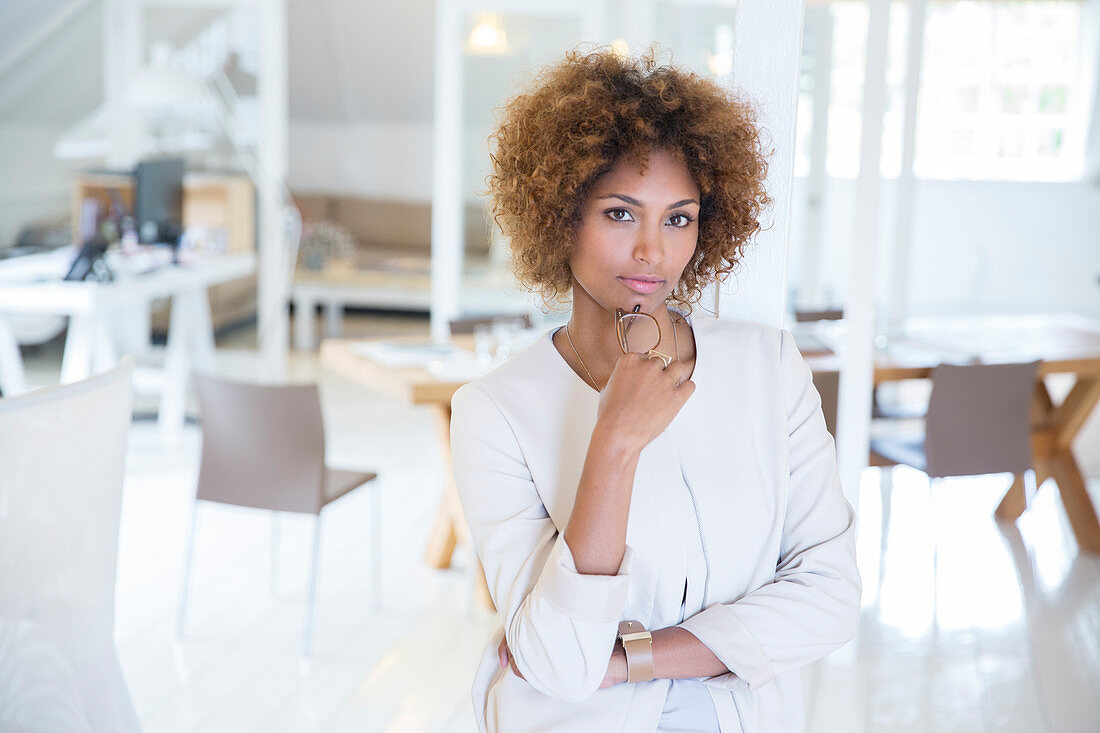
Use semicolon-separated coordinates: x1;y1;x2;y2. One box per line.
564;311;681;393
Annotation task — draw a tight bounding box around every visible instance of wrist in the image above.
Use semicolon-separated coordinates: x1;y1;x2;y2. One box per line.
611;642;629;685
591;420;644;462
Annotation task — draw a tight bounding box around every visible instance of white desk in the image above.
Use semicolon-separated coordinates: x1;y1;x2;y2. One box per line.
290;265;531;350
0;248;256;431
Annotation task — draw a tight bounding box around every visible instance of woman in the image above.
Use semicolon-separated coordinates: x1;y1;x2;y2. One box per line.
450;48;860;733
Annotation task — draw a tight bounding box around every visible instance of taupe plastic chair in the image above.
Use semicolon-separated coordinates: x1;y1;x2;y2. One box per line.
811;370;839;439
448;313;532;335
0;359;140;731
794;308;844;323
870;361;1040;479
177;373;379;656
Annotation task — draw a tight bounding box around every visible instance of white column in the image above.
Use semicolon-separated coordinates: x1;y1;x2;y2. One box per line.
1081;0;1100;182
836;0;890;504
257;0;289;377
716;0;805;328
430;0;465;342
799;6;833;310
0;317;27;397
888;0;926;329
103;0;144;169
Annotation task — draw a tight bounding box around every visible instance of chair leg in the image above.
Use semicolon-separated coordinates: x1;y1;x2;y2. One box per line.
302;515;323;656
271;512;280;596
370;485;381;613
929;477;940;624
176;502;202;638
879;466;894;558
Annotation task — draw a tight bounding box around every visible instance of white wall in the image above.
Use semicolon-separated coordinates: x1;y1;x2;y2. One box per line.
0;124;84;246
788;176;1100;320
287;120;494;205
288;121;432;201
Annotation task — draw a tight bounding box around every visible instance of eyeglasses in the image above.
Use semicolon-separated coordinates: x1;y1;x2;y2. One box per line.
616;306;672;368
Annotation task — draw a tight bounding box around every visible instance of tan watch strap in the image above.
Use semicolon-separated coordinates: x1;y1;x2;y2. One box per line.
617;620;654;683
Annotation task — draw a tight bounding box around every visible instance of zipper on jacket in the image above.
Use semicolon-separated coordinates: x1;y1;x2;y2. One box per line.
732;693;746;733
681;467;710;608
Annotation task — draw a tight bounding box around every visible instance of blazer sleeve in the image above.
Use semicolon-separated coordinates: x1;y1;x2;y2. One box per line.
677;328;862;692
450;383;633;702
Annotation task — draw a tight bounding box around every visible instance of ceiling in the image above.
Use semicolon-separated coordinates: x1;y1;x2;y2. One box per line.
0;0;438;127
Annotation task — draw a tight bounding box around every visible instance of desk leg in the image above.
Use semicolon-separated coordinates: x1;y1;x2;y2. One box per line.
422;403;495;610
0;316;27;396
294;292;316;351
188;289;216;369
159;294;192;434
324;300;343;340
91;310;118;374
61;315;94;383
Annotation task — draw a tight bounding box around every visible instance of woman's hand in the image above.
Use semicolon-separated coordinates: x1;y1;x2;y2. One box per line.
599;643;628;688
498;637;525;681
596;353;695;453
498;637;629;689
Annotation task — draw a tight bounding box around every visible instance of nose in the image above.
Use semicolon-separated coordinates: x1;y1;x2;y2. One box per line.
632;223;666;266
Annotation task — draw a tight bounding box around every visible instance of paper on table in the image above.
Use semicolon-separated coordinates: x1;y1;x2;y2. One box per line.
351;341;492;381
351;341;462;369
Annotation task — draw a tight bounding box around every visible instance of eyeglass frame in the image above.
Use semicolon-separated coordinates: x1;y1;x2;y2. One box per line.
615;307;672;368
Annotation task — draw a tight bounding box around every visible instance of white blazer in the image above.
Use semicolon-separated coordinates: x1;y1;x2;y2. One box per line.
450;316;861;733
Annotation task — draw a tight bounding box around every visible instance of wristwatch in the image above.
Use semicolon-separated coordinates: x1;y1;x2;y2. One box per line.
617;620;654;683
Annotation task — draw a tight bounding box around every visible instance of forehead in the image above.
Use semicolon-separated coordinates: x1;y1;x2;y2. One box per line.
589;148;700;200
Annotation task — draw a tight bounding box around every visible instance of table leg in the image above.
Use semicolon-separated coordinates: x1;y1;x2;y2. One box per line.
425;404;461;568
294;292;316;351
91;310;118;374
61;314;94;383
0;317;27;397
187;289;216;370
422;403;495;610
1003;375;1100;553
324;300;344;340
1048;451;1100;554
424;480;460;570
995;474;1028;521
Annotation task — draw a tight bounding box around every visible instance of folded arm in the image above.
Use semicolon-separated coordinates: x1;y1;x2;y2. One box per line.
451;384;636;702
671;329;861;691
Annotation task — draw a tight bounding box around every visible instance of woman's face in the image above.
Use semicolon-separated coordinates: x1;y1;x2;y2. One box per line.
570;148;701;315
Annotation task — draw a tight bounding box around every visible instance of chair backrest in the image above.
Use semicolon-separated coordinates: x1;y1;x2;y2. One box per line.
794;309;844;323
193;372;326;514
811;369;839;439
0;358;140;731
925;360;1040;479
448;313;531;335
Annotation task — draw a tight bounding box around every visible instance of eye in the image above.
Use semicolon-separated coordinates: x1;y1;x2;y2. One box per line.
667;213;695;228
606;208;634;223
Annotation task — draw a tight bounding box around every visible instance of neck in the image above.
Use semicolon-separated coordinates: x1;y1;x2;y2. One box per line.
566;278;679;380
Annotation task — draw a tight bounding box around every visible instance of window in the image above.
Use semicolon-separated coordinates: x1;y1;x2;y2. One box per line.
794;0;1088;181
916;0;1085;180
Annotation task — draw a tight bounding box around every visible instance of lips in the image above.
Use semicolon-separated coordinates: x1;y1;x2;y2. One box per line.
618;276;665;294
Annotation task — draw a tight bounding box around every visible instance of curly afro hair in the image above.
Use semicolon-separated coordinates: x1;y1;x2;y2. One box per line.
487;46;772;309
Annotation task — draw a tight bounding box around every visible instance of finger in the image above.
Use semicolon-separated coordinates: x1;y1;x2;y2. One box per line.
498;638;508;670
664;360;692;386
677;379;696;401
509;656;526;680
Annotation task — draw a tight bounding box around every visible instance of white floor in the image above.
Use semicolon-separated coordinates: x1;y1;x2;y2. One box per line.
17;312;1100;732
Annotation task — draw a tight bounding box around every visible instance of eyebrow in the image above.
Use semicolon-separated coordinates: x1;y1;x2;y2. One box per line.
597;193;699;209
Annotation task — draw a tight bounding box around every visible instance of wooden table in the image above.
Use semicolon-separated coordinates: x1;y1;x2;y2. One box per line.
319;336;494;606
323;313;1100;592
803;313;1100;554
